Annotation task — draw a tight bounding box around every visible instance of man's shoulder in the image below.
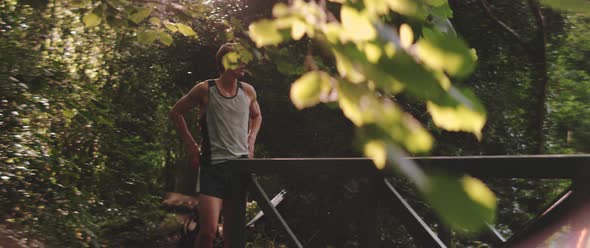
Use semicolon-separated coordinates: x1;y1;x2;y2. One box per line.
187;80;211;98
197;79;215;87
193;80;214;90
240;81;256;92
241;81;257;97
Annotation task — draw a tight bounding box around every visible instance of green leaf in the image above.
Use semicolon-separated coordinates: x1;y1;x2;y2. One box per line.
337;80;371;126
164;21;178;33
429;2;453;18
249;20;283;47
339;81;432;152
149;17;161;26
425;174;496;231
176;23;197;37
272;3;290;17
158;31;173;46
417;28;477;78
333;50;366;83
385;0;426;20
129;7;152;24
291;19;307;40
235;44;254;64
62;108;78;119
427;87;486;139
340;6;376;41
83;13;101;27
364;0;390;16
425;0;447;7
359;131;430;187
290;71;332;109
222;52;240;71
137;30;158;44
364;140;387;169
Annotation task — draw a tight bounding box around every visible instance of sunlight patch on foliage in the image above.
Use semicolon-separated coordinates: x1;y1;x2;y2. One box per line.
364;0;390;16
149;17;161;26
427;102;486;140
399;23;414;49
364;140;387;169
340;6;376;42
82;13;101;27
176;23;197;37
164;21;179;33
364;43;382;63
417;28;477;78
290;71;333;109
462;176;496;210
249;20;283;47
222;52;240;70
385;0;423;19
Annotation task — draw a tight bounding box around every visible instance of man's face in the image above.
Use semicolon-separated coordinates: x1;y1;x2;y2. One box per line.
227;64;245;78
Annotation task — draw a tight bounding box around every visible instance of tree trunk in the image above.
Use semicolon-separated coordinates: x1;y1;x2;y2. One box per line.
527;0;548;154
478;0;549;154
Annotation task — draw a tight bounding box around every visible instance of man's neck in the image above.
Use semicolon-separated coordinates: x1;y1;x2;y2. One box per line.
217;73;237;89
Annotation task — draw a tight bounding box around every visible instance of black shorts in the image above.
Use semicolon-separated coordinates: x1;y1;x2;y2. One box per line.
197;161;232;200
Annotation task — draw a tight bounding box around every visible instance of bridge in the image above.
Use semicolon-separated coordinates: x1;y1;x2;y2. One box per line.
224;155;590;247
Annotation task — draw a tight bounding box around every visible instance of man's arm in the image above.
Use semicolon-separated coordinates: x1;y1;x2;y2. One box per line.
244;83;262;158
170;82;206;168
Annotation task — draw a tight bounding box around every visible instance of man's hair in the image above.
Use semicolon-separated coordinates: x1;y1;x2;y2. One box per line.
215;43;237;73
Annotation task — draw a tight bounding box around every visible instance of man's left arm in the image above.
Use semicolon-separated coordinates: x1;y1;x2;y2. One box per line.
246;84;262;158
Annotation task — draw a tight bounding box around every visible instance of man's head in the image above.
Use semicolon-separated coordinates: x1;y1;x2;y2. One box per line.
215;43;244;77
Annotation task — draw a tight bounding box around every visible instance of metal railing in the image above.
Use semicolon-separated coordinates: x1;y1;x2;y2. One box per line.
223;155;590;247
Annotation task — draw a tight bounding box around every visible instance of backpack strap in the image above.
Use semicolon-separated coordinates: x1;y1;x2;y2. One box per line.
207;79;215;88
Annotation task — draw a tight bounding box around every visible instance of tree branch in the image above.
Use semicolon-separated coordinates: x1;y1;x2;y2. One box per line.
526;0;547;42
478;0;530;50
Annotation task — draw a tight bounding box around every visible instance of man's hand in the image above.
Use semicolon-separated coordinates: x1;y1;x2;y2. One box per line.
248;135;256;159
187;146;201;170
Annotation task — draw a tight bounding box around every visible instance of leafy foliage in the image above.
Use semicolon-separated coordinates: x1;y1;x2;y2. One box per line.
0;0;228;246
247;0;493;231
2;0;590;246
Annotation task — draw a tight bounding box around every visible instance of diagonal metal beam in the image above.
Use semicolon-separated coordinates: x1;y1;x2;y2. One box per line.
249;174;303;248
382;179;447;248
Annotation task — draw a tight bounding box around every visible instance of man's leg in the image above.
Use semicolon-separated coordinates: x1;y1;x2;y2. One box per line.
195;194;223;248
222;199;232;248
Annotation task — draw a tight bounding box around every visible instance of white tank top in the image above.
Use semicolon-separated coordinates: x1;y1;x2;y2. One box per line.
200;80;250;163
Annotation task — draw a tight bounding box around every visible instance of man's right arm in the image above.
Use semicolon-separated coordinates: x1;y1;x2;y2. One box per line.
169;82;206;168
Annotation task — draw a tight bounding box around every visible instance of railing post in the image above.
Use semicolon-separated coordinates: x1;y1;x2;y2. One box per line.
360;176;379;247
230;171;249;248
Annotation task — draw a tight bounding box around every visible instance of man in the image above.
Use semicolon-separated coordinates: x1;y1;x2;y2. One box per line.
170;43;262;248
